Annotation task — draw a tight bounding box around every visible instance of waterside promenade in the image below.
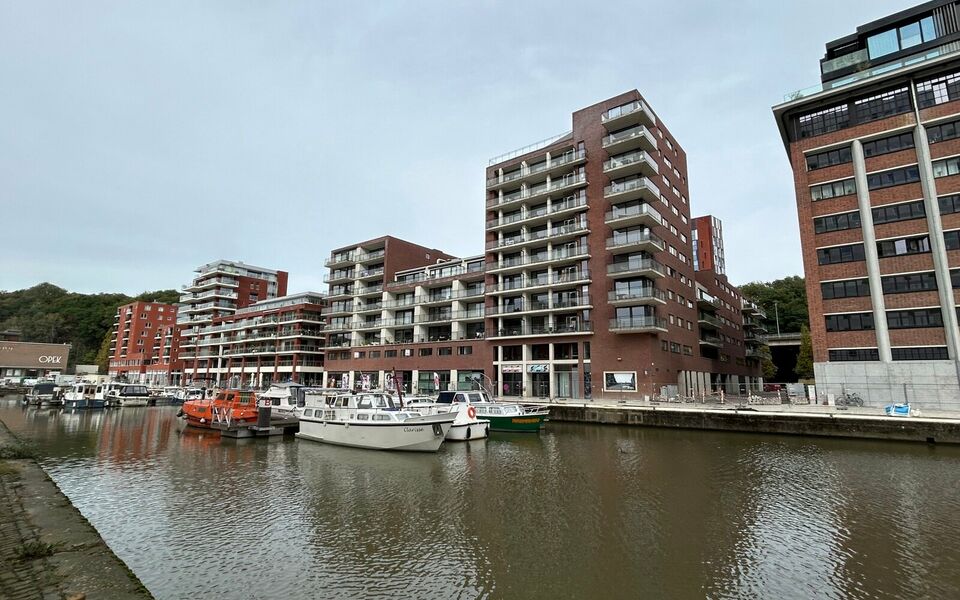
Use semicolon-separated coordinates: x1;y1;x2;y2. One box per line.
0;421;153;600
526;398;960;444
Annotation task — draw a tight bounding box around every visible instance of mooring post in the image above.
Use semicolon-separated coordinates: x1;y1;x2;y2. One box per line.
258;397;271;429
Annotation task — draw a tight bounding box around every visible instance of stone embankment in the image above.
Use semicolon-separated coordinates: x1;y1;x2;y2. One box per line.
0;421;153;600
529;400;960;444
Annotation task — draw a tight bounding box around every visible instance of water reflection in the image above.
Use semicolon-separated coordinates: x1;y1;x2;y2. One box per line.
0;397;958;599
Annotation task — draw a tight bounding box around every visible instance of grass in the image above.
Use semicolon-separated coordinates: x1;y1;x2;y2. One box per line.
0;444;37;459
14;540;61;561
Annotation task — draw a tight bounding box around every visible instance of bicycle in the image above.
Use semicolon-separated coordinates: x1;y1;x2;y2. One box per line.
836;392;864;408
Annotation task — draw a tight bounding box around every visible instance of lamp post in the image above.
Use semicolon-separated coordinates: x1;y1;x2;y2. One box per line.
773;301;781;336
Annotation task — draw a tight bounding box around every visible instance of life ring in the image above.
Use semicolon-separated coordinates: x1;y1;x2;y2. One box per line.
467;406;477;419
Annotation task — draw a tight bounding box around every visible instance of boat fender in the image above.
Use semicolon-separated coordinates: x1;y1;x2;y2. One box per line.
176;408;184;418
200;418;206;424
465;426;471;440
485;425;489;437
467;406;476;419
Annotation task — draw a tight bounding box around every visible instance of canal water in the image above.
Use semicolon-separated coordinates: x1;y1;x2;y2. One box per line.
1;399;959;600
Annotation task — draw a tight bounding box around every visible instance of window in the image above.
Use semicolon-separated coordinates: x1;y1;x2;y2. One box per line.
853;88;911;124
943;229;960;250
798;105;849;138
829;348;880;362
953;269;960;289
886;308;943;329
881;272;937;294
872;200;925;225
917;70;960;108
821;278;869;299
940;194;960;215
876;235;930;258
418;348;433;357
927;118;960;143
810;179;856;201
806;146;852;171
862;132;915;158
932;156;960;178
814;211;861;234
384;350;397;357
867;29;899;58
825;313;874;332
892;346;949;360
438;347;452;356
817;244;865;265
369;351;380;358
867;16;936;59
866;165;920;190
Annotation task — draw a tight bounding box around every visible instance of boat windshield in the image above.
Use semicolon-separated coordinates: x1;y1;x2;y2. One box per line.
122;386;149;396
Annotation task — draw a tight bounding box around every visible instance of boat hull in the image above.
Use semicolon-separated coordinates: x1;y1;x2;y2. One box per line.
484;413;549;432
64;399;105;409
116;398;150;407
297;416;453;452
445;420;490;441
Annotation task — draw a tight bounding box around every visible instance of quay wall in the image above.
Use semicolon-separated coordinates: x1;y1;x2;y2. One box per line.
542;404;960;444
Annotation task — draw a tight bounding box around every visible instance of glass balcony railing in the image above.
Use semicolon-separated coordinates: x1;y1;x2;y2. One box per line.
609;316;667;332
606;230;664;251
604;176;661;200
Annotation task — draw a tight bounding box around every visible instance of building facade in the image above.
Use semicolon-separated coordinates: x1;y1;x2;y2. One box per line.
177;260;288;384
0;341;71;381
108;300;179;383
774;0;960;406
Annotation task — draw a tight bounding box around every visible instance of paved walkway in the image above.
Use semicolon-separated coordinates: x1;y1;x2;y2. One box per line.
0;421;153;600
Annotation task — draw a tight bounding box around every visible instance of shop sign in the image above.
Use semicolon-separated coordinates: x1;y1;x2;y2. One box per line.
527;364;549;373
501;364;523;373
0;342;71;369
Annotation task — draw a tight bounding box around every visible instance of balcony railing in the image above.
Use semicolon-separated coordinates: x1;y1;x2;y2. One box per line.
486;172;587;208
487;270;590;293
601;125;657;151
607;288;666;304
604;176;661;201
605;230;664;251
486;149;587;188
601;100;656;126
607;259;665;277
609;316;667;332
603;149;659;176
324;253;356;267
491;321;593;337
486;221;589;250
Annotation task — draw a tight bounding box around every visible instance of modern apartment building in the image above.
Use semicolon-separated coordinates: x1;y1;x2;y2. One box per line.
178;260;288;384
108;300;179;383
773;0;960;406
186;292;326;387
485;91;763;398
323;237;489;392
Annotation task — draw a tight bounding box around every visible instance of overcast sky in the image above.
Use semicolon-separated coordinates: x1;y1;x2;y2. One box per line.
1;0;912;295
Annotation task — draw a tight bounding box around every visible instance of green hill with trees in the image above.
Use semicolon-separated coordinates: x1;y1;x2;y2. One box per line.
0;283;179;369
739;276;809;334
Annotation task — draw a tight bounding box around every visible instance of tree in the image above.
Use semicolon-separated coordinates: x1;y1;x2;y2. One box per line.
740;276;809;334
795;325;814;380
95;329;113;374
758;346;777;380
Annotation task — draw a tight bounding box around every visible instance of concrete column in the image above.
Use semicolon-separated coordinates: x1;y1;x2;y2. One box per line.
851;140;892;362
913;123;960;359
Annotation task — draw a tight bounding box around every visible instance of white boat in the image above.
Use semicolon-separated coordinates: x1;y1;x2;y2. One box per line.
297;391;456;452
176;387;206;402
97;383;151;407
64;383;105;409
446;391;550;432
26;382;61;406
405;393;490;441
257;383;312;417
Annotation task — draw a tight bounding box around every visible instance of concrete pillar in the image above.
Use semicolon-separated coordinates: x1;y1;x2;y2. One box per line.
851;140;892;361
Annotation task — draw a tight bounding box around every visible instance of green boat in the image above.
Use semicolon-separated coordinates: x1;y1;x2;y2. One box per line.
438;391;549;433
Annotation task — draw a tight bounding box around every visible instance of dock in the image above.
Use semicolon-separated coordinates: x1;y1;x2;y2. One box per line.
210;413;300;439
524;399;960;444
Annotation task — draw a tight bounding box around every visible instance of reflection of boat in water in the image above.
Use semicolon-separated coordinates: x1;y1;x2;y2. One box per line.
297;391;455;452
180;390;260;429
64;383;105;409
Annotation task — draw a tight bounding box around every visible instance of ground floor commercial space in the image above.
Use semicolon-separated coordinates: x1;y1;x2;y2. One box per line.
184;365;326;388
0;341;71;383
321;369;488;394
814;360;960;410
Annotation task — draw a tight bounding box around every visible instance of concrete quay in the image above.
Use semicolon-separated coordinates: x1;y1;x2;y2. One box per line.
0;420;153;600
527;399;960;444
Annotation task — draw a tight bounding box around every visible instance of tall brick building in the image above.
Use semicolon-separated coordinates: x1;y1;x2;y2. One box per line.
108;300;179;383
774;0;960;406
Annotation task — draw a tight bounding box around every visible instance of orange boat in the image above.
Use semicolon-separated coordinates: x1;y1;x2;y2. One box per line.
179;389;259;429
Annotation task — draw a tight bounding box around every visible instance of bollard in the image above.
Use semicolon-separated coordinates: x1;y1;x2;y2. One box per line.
257;403;271;429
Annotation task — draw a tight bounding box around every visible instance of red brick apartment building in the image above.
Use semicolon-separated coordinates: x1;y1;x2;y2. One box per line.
108;300;179;383
773;0;960;407
323;92;764;399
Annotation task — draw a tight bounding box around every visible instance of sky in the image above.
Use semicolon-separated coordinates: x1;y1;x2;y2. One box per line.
0;0;913;295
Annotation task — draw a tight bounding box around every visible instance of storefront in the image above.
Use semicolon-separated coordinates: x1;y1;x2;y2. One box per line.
0;342;72;381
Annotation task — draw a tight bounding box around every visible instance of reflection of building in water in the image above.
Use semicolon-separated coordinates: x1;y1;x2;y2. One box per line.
97;409;173;463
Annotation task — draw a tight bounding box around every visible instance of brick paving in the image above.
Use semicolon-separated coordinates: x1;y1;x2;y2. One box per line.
0;461;59;600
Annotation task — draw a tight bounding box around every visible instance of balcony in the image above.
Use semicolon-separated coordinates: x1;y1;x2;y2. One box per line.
698;313;722;330
381;318;415;328
607;258;665;279
356;320;385;331
697;292;721;309
604;176;661;204
603;149;659;179
415;294;454;307
487;245;590;274
486;149;587;190
179;288;239;304
181;277;240;293
607;288;667;306
604;203;663;230
416;312;454;324
487;269;591;294
357;267;384;281
321;304;355;316
486;221;589;251
742;300;767;319
356;302;383;313
356;250;385;264
324;271;355;284
324;253;356;268
699;335;723;348
602;125;657;154
486;193;588;231
605;230;664;253
745;332;769;344
609;317;667;334
355;284;383;297
489;321;594;339
383;297;417;309
601;100;657;130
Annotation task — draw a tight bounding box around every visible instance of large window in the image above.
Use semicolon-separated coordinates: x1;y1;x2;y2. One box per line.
876;235;930;258
814;211;861;234
927;118;960;143
892;346;949;360
945;230;960;251
881;272;937;294
829;348;880;362
853;88;912;124
940;194;960;215
861;131;915;158
866;16;936;59
821;278;869;299
825;313;874;332
872;200;925;225
866;165;920;190
806;146;852;171
932;156;960;178
817;244;865;265
810;179;857;201
917;70;960;108
798;105;849;138
886;308;943;329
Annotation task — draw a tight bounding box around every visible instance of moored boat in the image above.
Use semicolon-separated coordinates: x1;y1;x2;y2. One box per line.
64;382;105;409
297;391;456;452
180;389;260;429
451;391;550;432
103;383;151;407
257;383;312;417
406;392;490;441
26;382;59;406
